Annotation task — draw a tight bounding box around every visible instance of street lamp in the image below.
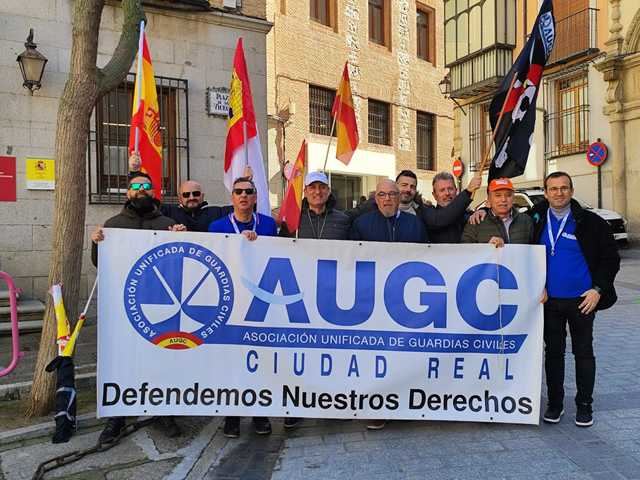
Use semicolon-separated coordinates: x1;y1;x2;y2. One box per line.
16;29;48;94
438;74;451;98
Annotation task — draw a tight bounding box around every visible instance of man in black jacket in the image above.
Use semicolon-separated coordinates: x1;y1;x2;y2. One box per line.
90;173;184;442
533;172;620;428
161;180;233;232
280;171;351;240
347;170;481;241
428;172;476;243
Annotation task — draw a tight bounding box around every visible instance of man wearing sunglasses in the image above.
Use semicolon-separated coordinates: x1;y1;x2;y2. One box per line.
208;176;276;437
208;176;277;239
161;180;233;232
90;173;185;443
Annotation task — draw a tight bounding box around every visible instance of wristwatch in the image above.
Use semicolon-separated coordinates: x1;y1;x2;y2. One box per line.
593;285;602;295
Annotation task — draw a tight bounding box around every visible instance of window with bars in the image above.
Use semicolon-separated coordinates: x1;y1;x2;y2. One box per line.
544;70;589;159
309;85;336;136
416;111;435;171
310;0;332;27
417;5;435;63
88;73;189;204
368;99;391;146
369;0;387;46
469;101;493;172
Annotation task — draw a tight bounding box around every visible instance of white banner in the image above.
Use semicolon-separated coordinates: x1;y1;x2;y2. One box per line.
97;229;545;424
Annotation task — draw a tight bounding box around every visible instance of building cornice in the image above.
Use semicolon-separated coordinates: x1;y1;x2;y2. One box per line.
106;0;273;34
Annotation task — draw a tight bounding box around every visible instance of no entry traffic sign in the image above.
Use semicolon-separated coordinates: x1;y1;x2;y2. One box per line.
587;142;608;167
452;158;464;178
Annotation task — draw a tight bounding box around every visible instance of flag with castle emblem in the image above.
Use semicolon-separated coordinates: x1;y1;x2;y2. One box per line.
224;38;271;215
129;21;163;198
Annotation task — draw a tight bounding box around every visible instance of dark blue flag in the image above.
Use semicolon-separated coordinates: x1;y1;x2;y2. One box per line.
489;0;555;180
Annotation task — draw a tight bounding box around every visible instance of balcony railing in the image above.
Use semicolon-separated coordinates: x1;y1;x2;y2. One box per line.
448;45;514;99
548;8;598;65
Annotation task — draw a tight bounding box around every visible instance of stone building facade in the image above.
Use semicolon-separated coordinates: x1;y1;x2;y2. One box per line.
0;0;271;301
448;0;628;222
596;0;640;240
264;0;453;209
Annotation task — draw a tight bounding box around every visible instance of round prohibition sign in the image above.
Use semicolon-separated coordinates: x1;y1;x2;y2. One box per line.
587;142;608;167
452;158;464;178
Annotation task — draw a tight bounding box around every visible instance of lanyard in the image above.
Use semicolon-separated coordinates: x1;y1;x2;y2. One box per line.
229;213;256;234
546;209;570;256
307;209;328;239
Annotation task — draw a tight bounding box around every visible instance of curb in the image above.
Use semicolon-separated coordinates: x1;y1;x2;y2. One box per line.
0;412;105;448
0;371;96;402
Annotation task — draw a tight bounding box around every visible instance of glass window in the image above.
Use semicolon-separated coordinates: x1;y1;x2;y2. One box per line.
416;111;435;171
309;85;336;137
368;99;391;146
89;73;189;204
310;0;331;27
369;0;386;45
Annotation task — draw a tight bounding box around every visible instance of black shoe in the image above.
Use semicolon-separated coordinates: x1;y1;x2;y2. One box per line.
157;416;182;438
575;405;593;427
543;406;564;424
253;417;272;435
223;417;240;438
284;417;301;429
99;417;125;444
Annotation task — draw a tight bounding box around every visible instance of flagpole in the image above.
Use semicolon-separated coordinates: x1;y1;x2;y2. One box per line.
243;121;249;167
321;117;337;173
134;20;145;154
477;71;519;175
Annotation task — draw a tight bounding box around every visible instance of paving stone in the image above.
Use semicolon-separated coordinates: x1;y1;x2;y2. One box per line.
105;458;180;480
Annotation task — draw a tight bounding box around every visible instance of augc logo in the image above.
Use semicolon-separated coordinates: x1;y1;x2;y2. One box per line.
123;242;234;349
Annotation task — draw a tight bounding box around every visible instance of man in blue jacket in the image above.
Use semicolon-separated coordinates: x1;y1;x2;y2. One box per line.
350;179;426;243
349;179;425;430
533;172;620;428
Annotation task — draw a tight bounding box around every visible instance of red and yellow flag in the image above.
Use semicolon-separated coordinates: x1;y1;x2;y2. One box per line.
279;140;306;232
331;63;359;165
129;22;162;198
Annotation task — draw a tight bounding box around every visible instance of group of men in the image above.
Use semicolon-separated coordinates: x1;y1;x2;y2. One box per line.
90;161;619;441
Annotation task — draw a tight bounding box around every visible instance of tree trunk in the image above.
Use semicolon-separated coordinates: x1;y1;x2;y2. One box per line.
27;0;144;417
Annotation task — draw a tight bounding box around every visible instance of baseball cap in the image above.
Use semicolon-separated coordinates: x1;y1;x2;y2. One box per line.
304;171;329;186
488;178;514;192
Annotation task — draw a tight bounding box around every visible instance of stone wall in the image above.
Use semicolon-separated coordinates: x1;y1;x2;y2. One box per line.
0;0;270;301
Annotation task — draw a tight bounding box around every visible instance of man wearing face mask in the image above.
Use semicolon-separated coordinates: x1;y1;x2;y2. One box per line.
90;173;184;443
161;180;233;232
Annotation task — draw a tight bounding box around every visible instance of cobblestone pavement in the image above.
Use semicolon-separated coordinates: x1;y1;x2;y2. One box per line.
272;248;640;480
0;249;638;480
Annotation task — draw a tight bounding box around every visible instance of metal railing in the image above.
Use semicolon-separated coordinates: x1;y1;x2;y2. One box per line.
0;272;23;377
548;8;598;65
448;44;514;99
544;104;590;159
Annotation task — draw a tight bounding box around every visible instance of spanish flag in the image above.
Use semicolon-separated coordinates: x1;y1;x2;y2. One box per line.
129;21;163;198
279;140;306;232
224;38;271;215
331;63;359;165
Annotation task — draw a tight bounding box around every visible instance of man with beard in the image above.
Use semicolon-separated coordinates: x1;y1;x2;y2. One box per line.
90;172;184;443
349;170;481;241
426;172;476;243
161;180;233;232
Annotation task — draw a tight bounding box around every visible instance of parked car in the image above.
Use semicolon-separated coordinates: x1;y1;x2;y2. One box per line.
476;187;629;244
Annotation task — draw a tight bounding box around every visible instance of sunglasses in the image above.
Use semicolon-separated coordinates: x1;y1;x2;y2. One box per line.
232;188;256;195
181;191;201;199
129;182;152;191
